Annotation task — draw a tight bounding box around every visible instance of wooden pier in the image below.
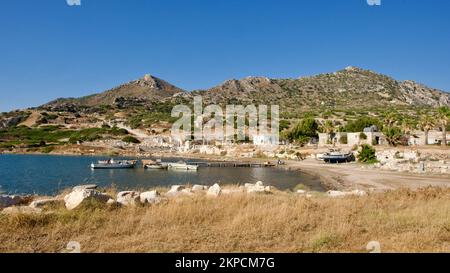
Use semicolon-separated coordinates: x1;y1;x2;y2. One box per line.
188;161;276;168
141;159;277;169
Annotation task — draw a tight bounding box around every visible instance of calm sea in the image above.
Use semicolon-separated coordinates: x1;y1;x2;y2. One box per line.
0;154;324;195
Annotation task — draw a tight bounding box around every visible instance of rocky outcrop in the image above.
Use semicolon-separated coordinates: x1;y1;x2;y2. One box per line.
166;185;185;196
207;184;222;197
64;188;111;210
245;181;272;194
30;198;64;209
117;191;141;206
375;150;449;174
140;191;162;204
0;195;28;209
192;185;208;192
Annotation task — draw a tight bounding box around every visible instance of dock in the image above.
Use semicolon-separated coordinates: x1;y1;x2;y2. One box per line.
188;161;276;168
141;159;277;169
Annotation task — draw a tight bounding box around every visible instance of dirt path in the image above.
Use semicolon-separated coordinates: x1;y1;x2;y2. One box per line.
109;122;151;140
287;159;450;191
18;111;41;127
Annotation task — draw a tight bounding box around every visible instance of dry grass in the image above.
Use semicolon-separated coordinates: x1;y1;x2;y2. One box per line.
0;187;449;253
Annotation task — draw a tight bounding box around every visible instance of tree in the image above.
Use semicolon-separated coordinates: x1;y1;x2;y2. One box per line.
383;112;398;127
383;126;403;146
358;145;377;163
437;106;449;147
320;120;335;134
288;118;319;143
341;117;381;132
419;115;436;145
320;120;335;144
400;118;414;136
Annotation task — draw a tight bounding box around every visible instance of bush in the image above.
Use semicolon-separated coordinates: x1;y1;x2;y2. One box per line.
357;145;377;164
122;136;140;144
359;132;367;140
342;117;382;132
288;118;318;142
383;126;403;146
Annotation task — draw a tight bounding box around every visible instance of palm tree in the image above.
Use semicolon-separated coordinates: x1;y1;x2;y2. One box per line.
320;120;335;145
400;118;414;135
437;106;449;147
384;112;398;127
419;115;436;145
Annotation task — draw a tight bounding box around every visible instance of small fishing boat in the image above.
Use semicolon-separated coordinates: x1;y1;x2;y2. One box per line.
142;159;169;170
90;159;137;169
168;161;199;171
322;150;354;164
146;164;168;170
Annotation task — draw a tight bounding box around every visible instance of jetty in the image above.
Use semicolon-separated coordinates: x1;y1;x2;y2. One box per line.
187;161;276;168
141;160;277;169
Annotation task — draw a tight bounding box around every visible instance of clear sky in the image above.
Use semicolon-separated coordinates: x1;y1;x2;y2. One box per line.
0;0;449;112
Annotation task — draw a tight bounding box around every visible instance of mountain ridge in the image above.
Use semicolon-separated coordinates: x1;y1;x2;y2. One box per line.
41;67;450;111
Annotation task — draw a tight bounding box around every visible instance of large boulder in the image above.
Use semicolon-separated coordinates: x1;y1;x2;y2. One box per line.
64;189;111;210
192;185;208;192
140;191;162;204
0;195;27;209
166;185;186;196
72;184;98;191
245;181;272;194
117;191;141;206
207;184;222;197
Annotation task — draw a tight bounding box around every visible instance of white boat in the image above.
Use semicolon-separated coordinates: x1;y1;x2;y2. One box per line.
90;159;137;169
145;163;168;170
322;150;354;164
142;159;168;170
168;162;199;171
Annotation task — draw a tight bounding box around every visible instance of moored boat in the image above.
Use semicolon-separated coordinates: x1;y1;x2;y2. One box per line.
90;159;137;169
322;150;354;164
168;161;199;171
143;159;169;170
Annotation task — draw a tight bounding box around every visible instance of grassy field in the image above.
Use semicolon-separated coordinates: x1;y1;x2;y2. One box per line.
0;187;449;253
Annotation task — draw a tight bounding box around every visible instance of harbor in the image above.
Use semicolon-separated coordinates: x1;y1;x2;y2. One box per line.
0;154;323;195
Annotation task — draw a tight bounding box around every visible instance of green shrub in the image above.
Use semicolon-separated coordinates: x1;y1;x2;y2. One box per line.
342;117;382;132
357;145;378;164
122;136;140;144
383;126;403;146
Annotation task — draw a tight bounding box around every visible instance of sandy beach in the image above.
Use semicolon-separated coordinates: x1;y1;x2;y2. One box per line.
284;158;450;191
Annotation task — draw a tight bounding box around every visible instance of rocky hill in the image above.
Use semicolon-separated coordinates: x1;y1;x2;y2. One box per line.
195;67;450;110
42;74;185;109
40;67;449;113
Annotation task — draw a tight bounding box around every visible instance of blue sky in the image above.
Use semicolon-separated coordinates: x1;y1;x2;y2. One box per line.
0;0;449;112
